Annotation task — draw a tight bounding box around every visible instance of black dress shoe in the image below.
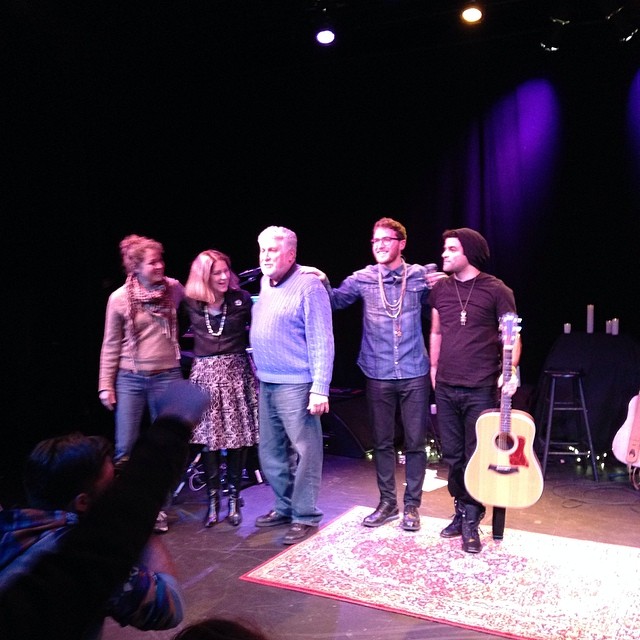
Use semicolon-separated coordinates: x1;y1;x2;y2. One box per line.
255;510;292;528
283;523;317;545
401;505;420;531
362;501;399;527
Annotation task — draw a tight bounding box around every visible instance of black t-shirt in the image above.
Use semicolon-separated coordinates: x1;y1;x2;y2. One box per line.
429;272;516;387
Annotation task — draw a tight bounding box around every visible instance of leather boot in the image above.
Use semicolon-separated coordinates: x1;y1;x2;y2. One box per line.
227;487;242;526
440;498;465;538
225;448;245;526
201;449;221;528
461;502;486;553
205;489;220;528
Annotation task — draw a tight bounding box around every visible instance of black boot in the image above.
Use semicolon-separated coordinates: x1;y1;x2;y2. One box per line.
225;448;245;526
461;502;486;553
440;498;465;538
205;489;220;528
227;487;242;526
201;449;221;528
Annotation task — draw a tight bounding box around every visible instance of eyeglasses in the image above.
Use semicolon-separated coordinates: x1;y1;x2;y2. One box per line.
370;236;402;246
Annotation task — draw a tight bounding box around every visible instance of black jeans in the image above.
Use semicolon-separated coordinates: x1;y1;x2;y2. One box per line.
434;383;497;507
366;375;429;507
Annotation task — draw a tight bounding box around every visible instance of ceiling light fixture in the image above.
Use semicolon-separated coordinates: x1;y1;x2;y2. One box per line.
316;26;336;45
539;2;575;53
312;1;337;46
460;2;484;25
605;3;640;43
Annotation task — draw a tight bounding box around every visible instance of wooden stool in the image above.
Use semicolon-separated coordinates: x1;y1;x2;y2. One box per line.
538;369;599;481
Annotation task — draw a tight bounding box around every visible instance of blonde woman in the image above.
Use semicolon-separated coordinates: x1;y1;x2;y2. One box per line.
180;250;259;528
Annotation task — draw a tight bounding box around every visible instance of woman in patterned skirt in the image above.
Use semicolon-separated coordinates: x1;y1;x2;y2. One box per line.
180;250;259;527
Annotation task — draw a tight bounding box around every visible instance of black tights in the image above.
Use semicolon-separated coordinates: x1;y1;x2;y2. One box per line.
201;447;246;495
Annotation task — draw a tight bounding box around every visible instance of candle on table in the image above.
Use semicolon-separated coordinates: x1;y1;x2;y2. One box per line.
586;305;594;334
611;318;619;335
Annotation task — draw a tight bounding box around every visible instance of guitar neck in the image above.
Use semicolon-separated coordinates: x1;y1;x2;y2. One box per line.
500;345;513;432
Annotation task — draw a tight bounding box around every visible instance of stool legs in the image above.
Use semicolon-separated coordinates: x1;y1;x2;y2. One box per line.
575;377;599;481
541;377;555;478
539;371;599;482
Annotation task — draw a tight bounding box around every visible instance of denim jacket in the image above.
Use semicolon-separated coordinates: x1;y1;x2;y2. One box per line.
327;262;430;380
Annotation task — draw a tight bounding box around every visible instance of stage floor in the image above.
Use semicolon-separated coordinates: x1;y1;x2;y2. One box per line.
101;452;640;640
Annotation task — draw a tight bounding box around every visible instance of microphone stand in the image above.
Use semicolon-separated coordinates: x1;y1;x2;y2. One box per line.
239;274;261;287
238;267;262;288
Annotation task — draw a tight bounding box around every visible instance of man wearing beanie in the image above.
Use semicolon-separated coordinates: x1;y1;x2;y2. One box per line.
428;228;520;553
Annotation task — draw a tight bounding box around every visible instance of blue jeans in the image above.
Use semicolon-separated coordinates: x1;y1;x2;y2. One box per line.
434;383;497;506
366;375;429;507
258;382;323;526
114;368;184;461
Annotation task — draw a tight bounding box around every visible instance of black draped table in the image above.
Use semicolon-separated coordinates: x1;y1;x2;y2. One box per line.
537;332;640;453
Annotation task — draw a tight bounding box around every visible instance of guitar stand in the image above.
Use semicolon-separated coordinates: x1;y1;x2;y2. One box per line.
492;506;506;540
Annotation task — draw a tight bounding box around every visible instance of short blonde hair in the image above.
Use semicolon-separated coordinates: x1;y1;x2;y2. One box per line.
185;250;240;303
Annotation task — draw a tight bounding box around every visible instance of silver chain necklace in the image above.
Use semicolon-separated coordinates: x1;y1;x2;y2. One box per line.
378;262;407;337
204;303;227;336
453;277;476;326
378;262;407;317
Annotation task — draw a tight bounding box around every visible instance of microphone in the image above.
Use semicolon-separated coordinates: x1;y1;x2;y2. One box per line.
238;267;262;279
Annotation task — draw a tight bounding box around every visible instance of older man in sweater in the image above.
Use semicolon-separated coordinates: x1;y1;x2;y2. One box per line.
250;225;334;545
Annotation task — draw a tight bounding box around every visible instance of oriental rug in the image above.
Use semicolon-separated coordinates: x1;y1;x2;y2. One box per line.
241;506;640;640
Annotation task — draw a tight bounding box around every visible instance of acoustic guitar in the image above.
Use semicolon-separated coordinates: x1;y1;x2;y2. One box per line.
611;392;640;469
464;313;544;509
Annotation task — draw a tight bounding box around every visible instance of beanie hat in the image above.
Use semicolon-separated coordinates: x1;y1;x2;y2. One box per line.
450;228;490;270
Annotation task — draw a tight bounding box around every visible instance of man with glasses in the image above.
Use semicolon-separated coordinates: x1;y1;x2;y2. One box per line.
307;218;431;531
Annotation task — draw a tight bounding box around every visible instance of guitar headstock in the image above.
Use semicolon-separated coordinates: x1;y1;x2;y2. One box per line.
499;313;521;348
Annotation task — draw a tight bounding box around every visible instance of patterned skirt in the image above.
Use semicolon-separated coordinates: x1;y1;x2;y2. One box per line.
189;353;259;450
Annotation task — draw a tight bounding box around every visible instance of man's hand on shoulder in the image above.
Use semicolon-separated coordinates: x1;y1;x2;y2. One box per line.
299;266;327;283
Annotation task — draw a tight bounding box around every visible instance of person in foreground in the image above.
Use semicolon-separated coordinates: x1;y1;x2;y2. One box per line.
304;217;431;531
173;617;271;639
249;226;334;545
428;228;520;553
0;380;208;640
98;233;185;533
180;250;259;528
0;434;184;638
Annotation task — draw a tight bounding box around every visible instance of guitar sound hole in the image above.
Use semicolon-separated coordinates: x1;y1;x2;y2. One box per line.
495;434;515;451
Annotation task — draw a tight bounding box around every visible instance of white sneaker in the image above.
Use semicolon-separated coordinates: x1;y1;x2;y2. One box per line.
154;510;169;534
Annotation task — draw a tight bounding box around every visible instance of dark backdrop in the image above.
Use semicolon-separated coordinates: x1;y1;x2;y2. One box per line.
4;1;640;499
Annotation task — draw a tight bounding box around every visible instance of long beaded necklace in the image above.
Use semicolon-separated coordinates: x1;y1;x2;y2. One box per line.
453;277;476;326
204;303;227;337
378;261;407;336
